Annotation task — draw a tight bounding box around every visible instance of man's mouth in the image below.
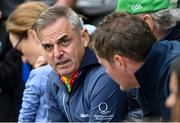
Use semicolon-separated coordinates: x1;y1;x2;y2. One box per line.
56;60;69;66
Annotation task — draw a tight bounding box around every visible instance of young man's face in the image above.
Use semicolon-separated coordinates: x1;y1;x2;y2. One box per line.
97;55;139;91
39;17;89;77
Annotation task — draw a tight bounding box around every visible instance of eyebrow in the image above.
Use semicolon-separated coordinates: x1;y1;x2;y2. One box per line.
57;34;69;42
41;33;71;46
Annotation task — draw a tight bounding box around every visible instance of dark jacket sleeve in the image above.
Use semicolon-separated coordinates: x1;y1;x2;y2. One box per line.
0;42;24;121
0;48;22;93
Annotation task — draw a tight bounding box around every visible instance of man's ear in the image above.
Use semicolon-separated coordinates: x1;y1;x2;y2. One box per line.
142;14;155;32
113;54;127;71
81;28;90;47
28;29;40;44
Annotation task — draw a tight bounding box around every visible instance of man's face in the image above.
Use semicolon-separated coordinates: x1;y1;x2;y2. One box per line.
9;31;44;66
39;17;88;77
97;55;139;91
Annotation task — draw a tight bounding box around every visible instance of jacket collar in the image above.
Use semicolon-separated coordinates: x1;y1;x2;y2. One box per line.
79;47;99;70
160;22;180;41
134;41;170;91
49;48;99;88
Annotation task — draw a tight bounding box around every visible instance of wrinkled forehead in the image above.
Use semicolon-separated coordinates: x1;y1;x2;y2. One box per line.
38;18;80;42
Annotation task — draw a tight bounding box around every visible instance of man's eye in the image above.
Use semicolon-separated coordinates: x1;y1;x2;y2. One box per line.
42;44;53;51
61;39;70;46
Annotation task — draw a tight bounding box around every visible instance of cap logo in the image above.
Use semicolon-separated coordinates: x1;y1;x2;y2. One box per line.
132;4;143;11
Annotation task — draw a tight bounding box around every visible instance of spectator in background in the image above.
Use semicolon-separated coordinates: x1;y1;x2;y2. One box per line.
13;1;93;122
90;12;180;121
26;0;97;35
0;36;23;122
115;0;180;120
18;63;52;122
33;5;127;122
6;2;48;68
166;57;180;122
76;0;116;26
116;0;180;41
5;1;49;122
0;0;31;85
0;1;25;121
0;0;25;46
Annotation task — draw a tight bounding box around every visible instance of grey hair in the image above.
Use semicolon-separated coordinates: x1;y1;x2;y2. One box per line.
32;5;83;34
150;8;180;31
137;0;180;31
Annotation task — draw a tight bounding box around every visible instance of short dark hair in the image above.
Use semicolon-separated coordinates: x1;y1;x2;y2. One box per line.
90;12;156;62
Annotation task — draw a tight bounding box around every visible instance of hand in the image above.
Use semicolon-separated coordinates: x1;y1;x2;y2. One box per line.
33;56;47;68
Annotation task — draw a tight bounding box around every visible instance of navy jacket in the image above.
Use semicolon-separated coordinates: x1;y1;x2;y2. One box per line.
160;22;180;42
46;48;127;122
0;46;24;121
135;41;180;120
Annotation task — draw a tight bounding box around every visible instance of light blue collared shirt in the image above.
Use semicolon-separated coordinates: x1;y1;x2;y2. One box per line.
18;64;53;122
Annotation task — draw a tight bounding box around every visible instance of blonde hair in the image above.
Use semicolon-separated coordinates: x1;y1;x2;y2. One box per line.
6;1;49;38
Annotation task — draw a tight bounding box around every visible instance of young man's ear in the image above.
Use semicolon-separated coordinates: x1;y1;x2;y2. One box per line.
81;28;90;47
113;54;127;71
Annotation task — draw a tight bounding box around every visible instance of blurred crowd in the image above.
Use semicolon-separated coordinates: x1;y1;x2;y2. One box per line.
0;0;180;122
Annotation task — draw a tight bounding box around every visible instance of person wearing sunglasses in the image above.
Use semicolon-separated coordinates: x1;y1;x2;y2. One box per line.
6;11;47;67
6;1;50;122
0;10;23;122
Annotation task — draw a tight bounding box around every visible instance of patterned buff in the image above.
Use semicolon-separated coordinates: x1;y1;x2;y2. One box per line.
60;70;79;92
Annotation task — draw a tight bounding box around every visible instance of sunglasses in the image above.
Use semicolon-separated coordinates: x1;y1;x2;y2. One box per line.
13;36;23;56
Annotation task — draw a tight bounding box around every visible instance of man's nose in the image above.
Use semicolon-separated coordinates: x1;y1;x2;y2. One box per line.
54;45;63;58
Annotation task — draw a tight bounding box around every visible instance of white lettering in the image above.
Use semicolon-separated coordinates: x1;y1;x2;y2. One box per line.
132;4;143;11
80;114;89;118
98;102;110;115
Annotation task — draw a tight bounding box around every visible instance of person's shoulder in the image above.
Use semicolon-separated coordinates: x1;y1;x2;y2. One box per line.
31;64;53;75
150;40;180;52
86;65;117;86
46;67;60;88
84;65;122;98
25;65;53;86
157;40;180;46
87;65;106;76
